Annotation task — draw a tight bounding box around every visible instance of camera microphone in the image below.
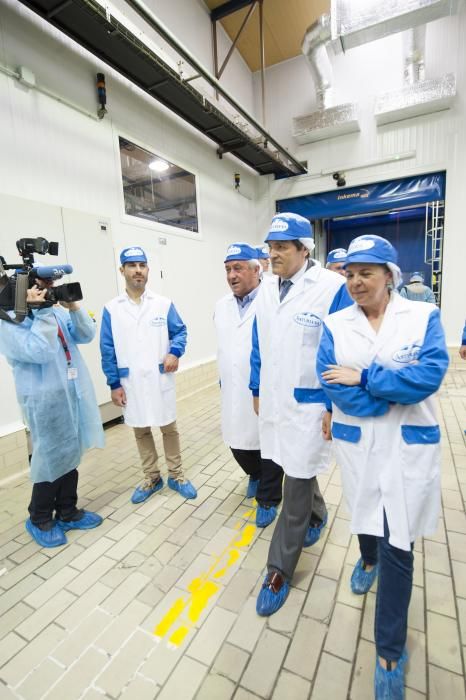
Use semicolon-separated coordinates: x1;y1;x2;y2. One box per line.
34;265;73;280
33;265;82;305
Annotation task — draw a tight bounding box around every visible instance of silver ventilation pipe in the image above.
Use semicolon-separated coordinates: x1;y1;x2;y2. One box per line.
301;14;333;110
331;0;462;52
403;26;426;85
375;21;455;125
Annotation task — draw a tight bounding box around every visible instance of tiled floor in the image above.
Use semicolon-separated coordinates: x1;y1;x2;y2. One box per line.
0;354;465;700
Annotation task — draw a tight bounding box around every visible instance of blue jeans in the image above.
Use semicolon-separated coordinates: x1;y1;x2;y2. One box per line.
358;513;414;662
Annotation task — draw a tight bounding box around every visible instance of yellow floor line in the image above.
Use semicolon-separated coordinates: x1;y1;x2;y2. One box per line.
213;549;240;579
154;501;257;647
153;597;187;638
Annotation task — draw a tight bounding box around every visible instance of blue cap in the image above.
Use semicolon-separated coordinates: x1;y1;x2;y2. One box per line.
327;248;347;264
224;243;258;262
410;271;423;282
120;246;148;265
255;245;270;260
345;235;398;267
265;212;313;242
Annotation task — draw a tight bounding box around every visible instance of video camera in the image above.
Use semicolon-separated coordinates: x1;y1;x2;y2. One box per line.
0;237;82;324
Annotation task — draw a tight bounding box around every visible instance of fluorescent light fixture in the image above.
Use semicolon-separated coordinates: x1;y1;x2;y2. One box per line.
149;159;169;172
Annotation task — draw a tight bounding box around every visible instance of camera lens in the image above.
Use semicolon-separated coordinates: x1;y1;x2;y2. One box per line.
51;283;83;303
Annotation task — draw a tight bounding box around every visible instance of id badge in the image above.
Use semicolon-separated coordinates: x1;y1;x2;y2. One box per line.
67;367;78;380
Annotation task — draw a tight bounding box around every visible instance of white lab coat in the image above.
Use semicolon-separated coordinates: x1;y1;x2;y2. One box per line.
320;294;448;550
253;262;345;478
103;291;177;427
215;291;260;450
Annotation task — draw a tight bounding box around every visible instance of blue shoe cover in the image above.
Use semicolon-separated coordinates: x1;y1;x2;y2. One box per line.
167;478;197;499
303;513;328;547
375;649;408;700
256;505;277;528
57;511;103;531
246;478;259;499
131;478;164;504
26;519;67;548
256;575;290;616
351;558;378;595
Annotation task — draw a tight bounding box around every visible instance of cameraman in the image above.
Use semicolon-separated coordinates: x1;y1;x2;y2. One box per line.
0;274;105;548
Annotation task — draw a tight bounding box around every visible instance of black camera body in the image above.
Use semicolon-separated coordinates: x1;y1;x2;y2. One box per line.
0;238;83;324
43;282;83;305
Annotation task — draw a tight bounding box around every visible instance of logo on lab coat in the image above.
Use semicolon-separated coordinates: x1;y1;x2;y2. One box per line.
293;312;322;328
150;316;166;327
392;344;421;363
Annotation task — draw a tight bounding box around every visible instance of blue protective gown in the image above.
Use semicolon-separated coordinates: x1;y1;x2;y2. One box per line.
0;306;104;483
399;283;436;304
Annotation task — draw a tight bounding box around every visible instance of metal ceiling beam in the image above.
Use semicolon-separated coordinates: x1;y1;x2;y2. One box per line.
15;0;306;177
124;0;303;173
125;195;196;212
210;0;266;126
47;0;72;18
211;0;255;22
216;1;257;80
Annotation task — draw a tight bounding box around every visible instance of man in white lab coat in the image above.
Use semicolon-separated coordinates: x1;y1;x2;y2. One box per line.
251;213;352;616
215;243;283;527
100;247;197;504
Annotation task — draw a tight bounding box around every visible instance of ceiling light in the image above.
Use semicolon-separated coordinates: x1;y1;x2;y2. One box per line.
149;159;169;172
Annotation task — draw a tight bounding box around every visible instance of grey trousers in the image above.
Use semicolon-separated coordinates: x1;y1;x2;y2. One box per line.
267;475;327;581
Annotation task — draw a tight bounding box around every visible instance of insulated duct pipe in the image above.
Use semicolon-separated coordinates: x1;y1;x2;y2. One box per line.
403;26;426;85
301;14;333;110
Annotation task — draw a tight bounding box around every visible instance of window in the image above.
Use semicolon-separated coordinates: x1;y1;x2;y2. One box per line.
119;137;199;233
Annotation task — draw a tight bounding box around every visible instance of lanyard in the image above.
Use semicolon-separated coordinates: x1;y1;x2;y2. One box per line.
56;324;72;366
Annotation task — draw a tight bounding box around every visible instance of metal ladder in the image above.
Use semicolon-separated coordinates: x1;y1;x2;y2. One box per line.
425;200;444;306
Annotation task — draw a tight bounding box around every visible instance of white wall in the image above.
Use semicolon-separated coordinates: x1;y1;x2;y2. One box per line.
0;0;261;436
253;12;465;344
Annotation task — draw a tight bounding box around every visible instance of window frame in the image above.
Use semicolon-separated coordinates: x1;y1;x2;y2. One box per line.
115;130;202;240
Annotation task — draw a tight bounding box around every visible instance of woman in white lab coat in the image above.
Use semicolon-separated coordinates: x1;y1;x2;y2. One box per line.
317;235;449;700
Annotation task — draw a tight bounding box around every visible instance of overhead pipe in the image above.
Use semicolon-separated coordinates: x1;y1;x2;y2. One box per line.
374;20;455;126
403;26;426;85
301;14;333;110
259;0;266;127
331;0;462;52
121;0;304;173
